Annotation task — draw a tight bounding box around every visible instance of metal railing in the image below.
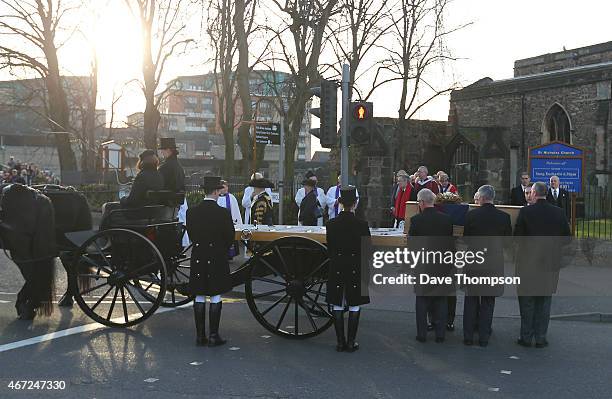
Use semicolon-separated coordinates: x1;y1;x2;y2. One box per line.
575;185;612;240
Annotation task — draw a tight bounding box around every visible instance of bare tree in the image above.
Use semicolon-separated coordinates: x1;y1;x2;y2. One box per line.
264;0;339;179
327;0;392;99
0;0;80;172
377;0;467;120
125;0;194;149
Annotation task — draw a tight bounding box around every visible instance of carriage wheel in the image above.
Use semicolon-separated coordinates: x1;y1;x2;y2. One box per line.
71;228;167;327
135;226;193;307
245;236;333;339
155;243;193;307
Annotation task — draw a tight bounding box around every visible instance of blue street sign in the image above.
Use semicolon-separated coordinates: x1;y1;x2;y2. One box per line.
529;142;584;193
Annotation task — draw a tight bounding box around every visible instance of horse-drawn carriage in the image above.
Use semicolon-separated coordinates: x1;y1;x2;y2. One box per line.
1;184;405;338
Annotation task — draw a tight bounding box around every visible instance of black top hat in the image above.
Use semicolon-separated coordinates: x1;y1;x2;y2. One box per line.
201;176;224;191
249;178;274;189
159;137;177;149
138;149;156;161
301;178;316;187
338;185;357;205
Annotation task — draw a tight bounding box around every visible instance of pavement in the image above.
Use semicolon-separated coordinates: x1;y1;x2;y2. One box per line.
1;254;611;399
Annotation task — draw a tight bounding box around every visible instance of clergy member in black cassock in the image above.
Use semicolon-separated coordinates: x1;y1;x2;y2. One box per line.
298;178;320;226
326;186;371;352
186;176;235;347
462;185;512;347
0;184;56;320
408;188;455;343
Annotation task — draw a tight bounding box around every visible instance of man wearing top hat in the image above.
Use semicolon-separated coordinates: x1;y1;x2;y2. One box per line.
186;176;235;347
158;137;189;246
325;186;371;352
326;174;359;221
295;170;326;226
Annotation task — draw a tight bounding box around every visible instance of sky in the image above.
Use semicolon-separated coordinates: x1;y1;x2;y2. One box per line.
1;0;611;156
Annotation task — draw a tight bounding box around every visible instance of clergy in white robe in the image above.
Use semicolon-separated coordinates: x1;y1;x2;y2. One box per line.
326;176;359;220
217;192;242;224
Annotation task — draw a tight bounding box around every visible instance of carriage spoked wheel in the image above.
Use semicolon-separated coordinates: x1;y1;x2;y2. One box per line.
132;224;192;307
71;228;167;327
158;242;193;307
245;236;333;339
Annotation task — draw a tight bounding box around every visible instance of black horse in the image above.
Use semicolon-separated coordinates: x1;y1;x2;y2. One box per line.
31;185;93;307
0;184;59;319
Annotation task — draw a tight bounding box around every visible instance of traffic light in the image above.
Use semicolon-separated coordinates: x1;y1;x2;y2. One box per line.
349;101;373;144
309;79;338;148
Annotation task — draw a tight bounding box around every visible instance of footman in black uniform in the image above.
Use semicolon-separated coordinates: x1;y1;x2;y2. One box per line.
186;176;235;347
325;186;371;352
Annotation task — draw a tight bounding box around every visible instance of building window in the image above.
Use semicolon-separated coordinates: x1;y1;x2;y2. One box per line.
542;103;572;144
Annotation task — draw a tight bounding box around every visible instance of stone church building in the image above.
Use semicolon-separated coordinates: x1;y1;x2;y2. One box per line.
448;41;612;202
342;42;612;226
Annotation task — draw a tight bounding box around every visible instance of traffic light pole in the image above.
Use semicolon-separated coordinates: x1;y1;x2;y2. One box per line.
341;64;350;187
278;115;285;224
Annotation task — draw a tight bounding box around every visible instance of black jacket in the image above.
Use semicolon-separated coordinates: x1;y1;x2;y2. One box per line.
325;211;371;306
158;155;185;193
120;166;164;208
514;199;571;295
298;189;319;226
407;207;455;296
463;203;512;296
186;199;235;295
510;186;528;206
546;187;570;219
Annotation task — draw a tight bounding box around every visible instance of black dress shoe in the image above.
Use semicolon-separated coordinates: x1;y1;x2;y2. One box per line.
446;323;455;332
415;336;426;343
435;337;445;343
478;341;488;347
463;339;473;346
535;341;549;348
427;323;434;331
516;338;532;347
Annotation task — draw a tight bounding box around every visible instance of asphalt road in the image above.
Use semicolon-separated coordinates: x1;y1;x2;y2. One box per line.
1;256;611;399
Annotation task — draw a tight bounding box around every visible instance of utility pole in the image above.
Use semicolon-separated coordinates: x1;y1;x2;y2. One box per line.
341;64;350;187
278;114;285;224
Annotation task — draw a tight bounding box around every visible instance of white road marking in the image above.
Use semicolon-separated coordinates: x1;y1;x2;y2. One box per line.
0;292;17;295
0;299;244;353
500;370;512;375
0;303;191;353
0;300;10;304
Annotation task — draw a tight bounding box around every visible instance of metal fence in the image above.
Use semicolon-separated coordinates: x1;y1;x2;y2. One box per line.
575;185;612;240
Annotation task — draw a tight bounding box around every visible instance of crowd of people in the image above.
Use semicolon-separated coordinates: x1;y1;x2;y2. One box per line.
4;140;574;356
2;155;60;186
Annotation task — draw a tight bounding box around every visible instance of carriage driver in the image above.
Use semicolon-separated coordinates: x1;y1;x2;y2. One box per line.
325;186;371;352
158;137;189;247
186;176;235;347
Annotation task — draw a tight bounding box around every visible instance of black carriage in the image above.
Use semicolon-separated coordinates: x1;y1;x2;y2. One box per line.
34;186;341;338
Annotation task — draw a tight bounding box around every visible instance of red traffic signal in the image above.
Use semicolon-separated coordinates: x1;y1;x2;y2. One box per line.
352;103;371;120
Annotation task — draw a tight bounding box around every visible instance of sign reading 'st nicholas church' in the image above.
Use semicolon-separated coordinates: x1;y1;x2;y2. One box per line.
528;141;584;193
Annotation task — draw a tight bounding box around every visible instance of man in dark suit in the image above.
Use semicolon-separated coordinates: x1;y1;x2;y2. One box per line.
187;176;235;347
510;172;531;206
546;175;570;219
462;185;512;347
514;181;571;348
408;188;454;343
